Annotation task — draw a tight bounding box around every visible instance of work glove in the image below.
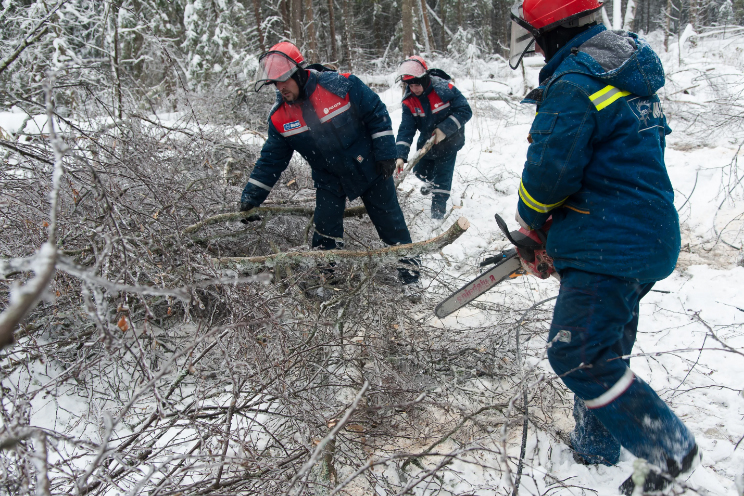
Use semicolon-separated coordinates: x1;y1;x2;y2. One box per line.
239;202;261;224
516;245;540;277
432;127;446;144
395;158;405;174
376;159;396;180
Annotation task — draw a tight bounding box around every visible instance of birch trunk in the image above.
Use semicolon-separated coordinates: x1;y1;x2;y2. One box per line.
601;6;612;28
664;0;672;51
418;0;435;53
623;0;636;30
110;1;122;120
613;0;622;29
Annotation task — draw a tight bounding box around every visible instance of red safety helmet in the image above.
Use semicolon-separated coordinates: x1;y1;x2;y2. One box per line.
255;42;308;91
395;56;429;83
508;0;602;69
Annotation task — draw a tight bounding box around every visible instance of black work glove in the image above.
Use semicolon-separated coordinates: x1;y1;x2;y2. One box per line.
239;202;261;224
375;159;396;180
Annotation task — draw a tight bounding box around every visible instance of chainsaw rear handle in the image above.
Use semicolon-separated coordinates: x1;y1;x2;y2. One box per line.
494;213;549;249
493;213;556;279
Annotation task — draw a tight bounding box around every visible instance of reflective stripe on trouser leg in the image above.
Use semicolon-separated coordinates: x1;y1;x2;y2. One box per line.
587;374;696;468
360;175;418;283
312;187;346;250
547;269;694;468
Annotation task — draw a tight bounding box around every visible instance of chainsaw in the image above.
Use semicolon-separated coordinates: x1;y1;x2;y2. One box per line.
434;213;556;319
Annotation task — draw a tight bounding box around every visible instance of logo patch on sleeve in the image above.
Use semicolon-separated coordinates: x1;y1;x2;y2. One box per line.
627;95;665;133
283;120;301;131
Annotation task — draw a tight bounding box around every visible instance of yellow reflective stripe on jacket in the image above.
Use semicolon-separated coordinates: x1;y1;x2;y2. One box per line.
519;180;567;213
589;85;631;111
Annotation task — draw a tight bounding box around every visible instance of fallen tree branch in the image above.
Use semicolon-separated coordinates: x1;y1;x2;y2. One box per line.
213;217;470;270
395;136;435;188
182;205;368;235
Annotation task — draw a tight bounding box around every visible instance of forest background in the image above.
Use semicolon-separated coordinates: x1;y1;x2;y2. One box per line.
1;0;744;495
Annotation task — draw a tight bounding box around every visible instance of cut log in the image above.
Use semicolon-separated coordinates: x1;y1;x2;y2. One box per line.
214;217;470;270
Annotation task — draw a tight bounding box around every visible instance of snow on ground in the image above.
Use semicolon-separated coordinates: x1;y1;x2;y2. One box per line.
374;28;744;496
2;27;742;496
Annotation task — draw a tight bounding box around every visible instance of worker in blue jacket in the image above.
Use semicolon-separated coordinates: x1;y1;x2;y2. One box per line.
394;56;472;219
241;42;419;288
508;0;698;494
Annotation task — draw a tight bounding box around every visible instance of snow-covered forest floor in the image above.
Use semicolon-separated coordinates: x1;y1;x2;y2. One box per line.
1;29;743;495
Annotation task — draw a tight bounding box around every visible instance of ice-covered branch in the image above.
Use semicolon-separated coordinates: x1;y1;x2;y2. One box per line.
214;217;470;270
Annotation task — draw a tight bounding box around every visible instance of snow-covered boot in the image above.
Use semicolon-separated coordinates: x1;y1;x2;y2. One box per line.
618;444;700;495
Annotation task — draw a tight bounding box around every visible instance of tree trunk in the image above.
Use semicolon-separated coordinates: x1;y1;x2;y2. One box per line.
373;0;383;54
689;0;698;30
111;1;122;120
622;0;636;30
402;0;414;57
280;0;291;38
326;0;338;62
292;0;303;45
440;0;449;48
419;0;435;53
305;0;317;62
613;0;622;29
341;0;353;71
664;0;672;51
251;0;266;52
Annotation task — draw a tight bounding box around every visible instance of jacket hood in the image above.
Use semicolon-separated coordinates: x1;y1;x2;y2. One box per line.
539;25;665;97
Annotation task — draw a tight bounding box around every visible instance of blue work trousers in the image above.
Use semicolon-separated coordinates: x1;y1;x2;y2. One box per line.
547;269;695;468
413;152;456;218
313;176;419;283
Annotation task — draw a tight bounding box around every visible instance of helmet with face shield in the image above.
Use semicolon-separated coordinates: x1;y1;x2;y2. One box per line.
395;56;429;83
508;0;603;69
254;42;308;91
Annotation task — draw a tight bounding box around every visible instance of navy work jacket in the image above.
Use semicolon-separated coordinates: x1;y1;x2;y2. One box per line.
241;70;397;205
395;76;472;161
518;26;680;282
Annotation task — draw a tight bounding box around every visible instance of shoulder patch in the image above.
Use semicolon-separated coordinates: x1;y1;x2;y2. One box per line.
626;94;666;133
